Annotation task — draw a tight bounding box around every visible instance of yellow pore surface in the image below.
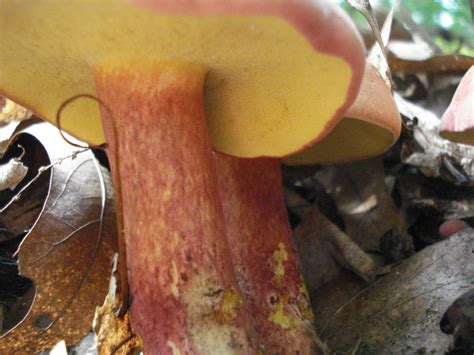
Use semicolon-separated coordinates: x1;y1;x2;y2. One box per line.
0;0;351;158
284;117;395;165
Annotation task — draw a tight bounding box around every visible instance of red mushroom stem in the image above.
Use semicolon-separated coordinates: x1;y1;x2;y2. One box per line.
214;154;320;353
93;62;259;353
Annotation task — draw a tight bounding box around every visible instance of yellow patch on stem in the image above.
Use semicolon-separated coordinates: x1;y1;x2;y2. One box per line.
166;340;181;355
267;299;293;330
214;290;243;323
268;242;288;288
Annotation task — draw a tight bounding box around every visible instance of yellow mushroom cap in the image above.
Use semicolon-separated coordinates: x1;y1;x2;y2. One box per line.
285;62;402;165
0;0;365;158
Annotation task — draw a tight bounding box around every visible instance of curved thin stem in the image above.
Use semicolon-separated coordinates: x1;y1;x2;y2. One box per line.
56;94;129;316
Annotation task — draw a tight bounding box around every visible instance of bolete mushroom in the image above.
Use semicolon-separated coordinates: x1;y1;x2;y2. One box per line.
439;66;474;145
0;0;365;353
214;62;401;353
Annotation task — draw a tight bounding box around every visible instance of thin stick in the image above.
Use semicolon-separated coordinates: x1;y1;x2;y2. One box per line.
0;149;89;215
40;158;107;330
56;94;129;316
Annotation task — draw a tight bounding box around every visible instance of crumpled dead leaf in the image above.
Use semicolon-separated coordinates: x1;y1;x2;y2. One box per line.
314;158;414;260
0;122;51;238
383;2;472;75
92;253;141;355
0;122;117;353
440;289;474;353
396;93;474;182
293;205;375;295
394;171;474;247
0;158;28;191
390;54;474;75
0;97;31;124
313;228;474;353
94;295;142;355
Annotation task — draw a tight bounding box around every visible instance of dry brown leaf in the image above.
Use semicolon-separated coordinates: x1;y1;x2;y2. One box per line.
396;93;474;182
440;289;474;352
314;229;474;353
390;54;474;74
396;172;474;246
94;295;142;355
0;122;117;353
0;158;28;191
0;97;31;124
294;206;375;295
0;121;50;237
314;158;413;260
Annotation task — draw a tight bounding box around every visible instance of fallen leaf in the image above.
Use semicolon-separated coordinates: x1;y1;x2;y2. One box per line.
0;97;32;124
293;206;375;295
94;295;142;355
396;93;474;181
314;158;414;260
395;172;474;247
67;332;97;355
314;229;474;353
390;54;474;74
0;125;50;238
440;289;474;353
0;122;117;353
0;158;28;191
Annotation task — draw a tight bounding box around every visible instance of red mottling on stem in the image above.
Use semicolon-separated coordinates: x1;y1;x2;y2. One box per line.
215;155;320;353
94;63;259;354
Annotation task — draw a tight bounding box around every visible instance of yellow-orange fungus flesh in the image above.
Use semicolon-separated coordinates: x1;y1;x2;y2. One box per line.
94;62;258;353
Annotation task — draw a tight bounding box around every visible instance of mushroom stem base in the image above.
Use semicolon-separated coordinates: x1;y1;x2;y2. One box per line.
93;63;257;354
215;155;322;354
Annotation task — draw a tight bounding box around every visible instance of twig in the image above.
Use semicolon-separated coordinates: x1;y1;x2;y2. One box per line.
56;94;129;316
31;219;101;263
0;149;89;214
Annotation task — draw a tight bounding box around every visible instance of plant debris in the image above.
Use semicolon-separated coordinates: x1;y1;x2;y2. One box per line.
0;158;28;191
313;229;474;353
0;122;117;353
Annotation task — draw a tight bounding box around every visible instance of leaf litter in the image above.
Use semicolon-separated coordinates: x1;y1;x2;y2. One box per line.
283;1;474;353
0;121;117;353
